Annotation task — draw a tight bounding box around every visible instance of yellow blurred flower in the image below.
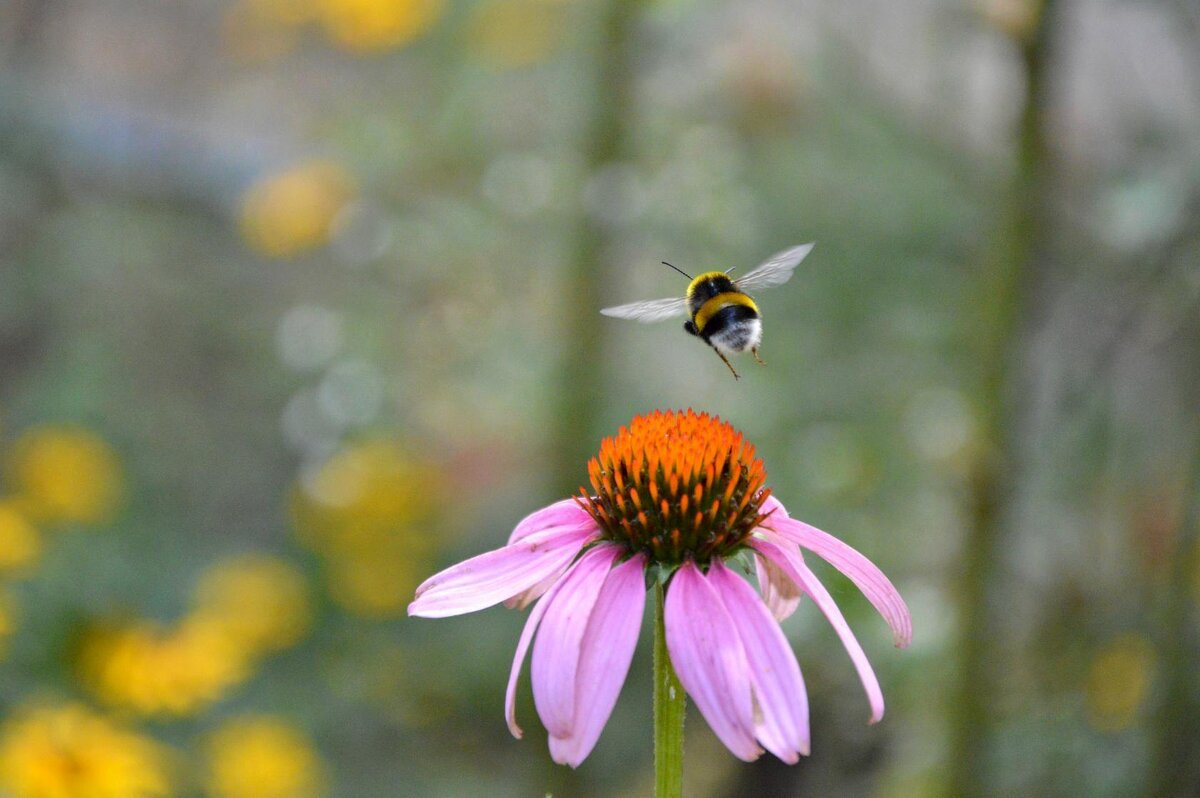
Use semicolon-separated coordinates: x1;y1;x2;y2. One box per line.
206;716;324;798
0;590;15;659
8;426;123;525
318;0;444;53
326;548;421;616
0;501;42;574
467;0;568;69
1085;633;1155;732
292;439;439;548
79;617;251;717
240;161;354;258
291;439;442;616
979;0;1042;41
192;555;312;654
0;703;171;798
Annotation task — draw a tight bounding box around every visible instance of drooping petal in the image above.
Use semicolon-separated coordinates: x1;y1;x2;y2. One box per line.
709;560;810;761
755;549;803;621
760;494;789;520
665;561;760;761
503;500;601;609
503;571;563;611
754;494;802;620
408;524;597;618
508;498;596;544
752;536;886;724
505;559;578;738
762;511;912;649
532;546;620;739
548;553;647;767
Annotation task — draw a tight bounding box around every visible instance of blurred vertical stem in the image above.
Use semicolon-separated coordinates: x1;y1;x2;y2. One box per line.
1147;419;1200;795
949;2;1060;795
654;581;686;798
553;0;642;489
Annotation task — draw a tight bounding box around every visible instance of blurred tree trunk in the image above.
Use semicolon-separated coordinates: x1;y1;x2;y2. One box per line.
0;0;60;403
544;0;642;793
948;1;1062;795
551;0;641;490
1147;359;1200;795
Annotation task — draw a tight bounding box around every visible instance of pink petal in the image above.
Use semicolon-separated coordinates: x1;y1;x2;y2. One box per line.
760;494;789;520
709;560;810;761
503;571;563;611
505;559;577;739
501;500;600;609
508;498;596;544
752;537;886;723
762;511;912;648
408;524;597;618
755;550;803;621
665;561;760;761
548;554;647;767
755;496;803;621
532;546;620;739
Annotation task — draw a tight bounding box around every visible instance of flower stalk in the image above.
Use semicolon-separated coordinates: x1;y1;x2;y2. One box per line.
654;580;685;798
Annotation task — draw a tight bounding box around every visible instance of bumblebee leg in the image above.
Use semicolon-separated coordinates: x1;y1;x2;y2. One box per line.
712;347;740;380
752;347;766;366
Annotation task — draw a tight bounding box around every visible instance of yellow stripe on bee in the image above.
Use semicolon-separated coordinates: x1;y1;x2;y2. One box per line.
693;292;759;333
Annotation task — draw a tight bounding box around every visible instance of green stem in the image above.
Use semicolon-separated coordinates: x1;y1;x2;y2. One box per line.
949;2;1060;795
654;581;685;798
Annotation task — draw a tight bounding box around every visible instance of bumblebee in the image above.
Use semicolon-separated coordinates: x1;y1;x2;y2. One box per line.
600;243;813;379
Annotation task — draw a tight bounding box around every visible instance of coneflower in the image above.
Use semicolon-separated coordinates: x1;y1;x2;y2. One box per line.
409;409;910;776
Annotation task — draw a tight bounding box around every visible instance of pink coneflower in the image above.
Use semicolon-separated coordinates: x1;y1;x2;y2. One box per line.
409;409;911;768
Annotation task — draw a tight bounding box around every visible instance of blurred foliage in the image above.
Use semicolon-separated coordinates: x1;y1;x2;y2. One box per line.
0;0;1197;795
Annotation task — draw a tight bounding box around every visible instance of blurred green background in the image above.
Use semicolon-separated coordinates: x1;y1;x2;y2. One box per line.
1;0;1198;795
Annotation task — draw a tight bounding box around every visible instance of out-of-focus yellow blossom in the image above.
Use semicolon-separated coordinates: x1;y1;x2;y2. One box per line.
8;426;123;525
192;555;312;653
318;0;444;53
326;547;422;616
240;161;354;258
79;617;251;717
0;703;171;798
0;591;15;659
1085;633;1154;732
979;0;1042;41
206;716;324;798
292;439;439;548
291;440;441;616
467;0;568;69
0;501;42;574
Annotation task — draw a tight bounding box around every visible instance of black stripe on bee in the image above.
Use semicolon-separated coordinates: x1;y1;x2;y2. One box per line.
698;303;759;341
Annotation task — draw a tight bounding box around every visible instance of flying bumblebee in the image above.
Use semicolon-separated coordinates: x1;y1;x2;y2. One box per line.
600;243;814;379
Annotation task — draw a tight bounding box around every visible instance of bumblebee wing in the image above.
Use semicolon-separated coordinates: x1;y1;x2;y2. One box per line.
734;243;814;292
600;296;689;323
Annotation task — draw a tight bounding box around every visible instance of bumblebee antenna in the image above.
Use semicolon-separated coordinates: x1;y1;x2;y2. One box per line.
661;261;693;280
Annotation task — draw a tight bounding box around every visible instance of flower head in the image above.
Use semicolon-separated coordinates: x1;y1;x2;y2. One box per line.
409;409;911;766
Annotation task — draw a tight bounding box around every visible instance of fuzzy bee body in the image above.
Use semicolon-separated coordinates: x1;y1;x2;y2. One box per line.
600;244;813;380
682;272;763;355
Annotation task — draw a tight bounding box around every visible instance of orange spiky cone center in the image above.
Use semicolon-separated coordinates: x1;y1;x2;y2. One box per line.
578;409;771;567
